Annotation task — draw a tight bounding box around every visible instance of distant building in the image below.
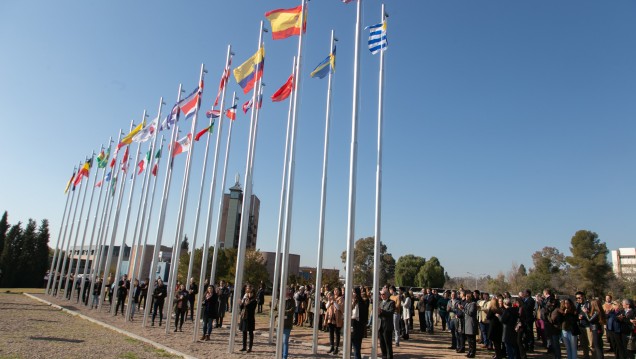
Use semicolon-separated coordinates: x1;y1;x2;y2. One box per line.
299;266;340;283
260;251;300;285
611;248;636;280
218;175;260;249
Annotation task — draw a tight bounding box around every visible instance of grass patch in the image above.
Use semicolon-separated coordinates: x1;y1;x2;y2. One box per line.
124;337;139;344
154;349;175;357
117;352;139;359
0;288;46;294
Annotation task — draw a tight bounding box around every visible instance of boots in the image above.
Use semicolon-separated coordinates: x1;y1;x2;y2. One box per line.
200;334;206;341
205;335;210;341
328;346;334;354
333;347;339;355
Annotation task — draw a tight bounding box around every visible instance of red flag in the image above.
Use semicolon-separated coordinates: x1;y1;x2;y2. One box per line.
151;163;158;177
271;75;294;102
194;123;214;141
225;105;237;120
120;147;130;173
214;57;232;107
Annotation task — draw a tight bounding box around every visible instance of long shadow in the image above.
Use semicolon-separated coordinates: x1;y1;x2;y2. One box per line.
27;318;59;323
29;336;85;343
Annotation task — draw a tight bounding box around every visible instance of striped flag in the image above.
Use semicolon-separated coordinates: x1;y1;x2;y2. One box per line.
206;109;220;119
225;105;237;120
214;57;232;107
242;94;262;114
367;21;388;54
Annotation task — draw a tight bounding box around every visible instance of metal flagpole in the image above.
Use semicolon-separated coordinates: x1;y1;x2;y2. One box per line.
48;166;77;296
372;5;387;359
268;56;296;344
165;64;206;333
141;84;183;328
208;92;237;287
55;162;83;297
126;101;164;320
312;29;336;353
229;21;267;353
89;129;123;309
344;0;363;357
62;155;93;301
46;167;75;295
192;45;233;343
80;139;113;305
72;150;101;303
99;120;135;312
134;134;164;298
110;110;148;315
276;0;307;356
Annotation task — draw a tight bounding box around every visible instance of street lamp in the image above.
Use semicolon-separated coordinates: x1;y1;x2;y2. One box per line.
466;272;486;291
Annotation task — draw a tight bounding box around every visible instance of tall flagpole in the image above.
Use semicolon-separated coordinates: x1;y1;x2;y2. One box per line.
55;161;83;297
229;21;267;353
312;29;336;353
268;56;296;344
142;84;183;328
46;167;75;295
344;0;363;357
110;111;148;315
192;45;233;343
89;131;122;307
72;149;103;303
276;0;307;356
165;64;206;333
126;100;164;320
62;155;93;301
208;92;237;286
99;119;135;312
80;139;113;305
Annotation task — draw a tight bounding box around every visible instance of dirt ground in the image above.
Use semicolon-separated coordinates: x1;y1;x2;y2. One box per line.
4;291;573;359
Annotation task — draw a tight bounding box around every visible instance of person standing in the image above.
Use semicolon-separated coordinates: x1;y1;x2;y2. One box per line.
138;278;148;310
151;278;167;326
558;298;580;359
187;278;198;322
282;288;295;359
173;284;188;332
200;284;218;341
115;274;130;316
130;278;140;320
91;277;102;309
425;288;437;334
401;289;411;341
256;282;266;314
239;285;257;352
217;280;229;328
389;286;402;347
351;287;363;359
576;291;592;359
464;292;478;358
379;288;395;359
584;298;606;359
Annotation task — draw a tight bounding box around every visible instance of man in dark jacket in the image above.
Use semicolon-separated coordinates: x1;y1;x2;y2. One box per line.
188;278;198;321
379;288;396;359
152;278;167;326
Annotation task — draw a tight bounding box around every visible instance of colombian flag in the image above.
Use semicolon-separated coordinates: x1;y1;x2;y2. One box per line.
233;47;265;94
265;6;307;40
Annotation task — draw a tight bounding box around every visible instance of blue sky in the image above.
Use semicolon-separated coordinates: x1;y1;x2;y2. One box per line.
1;0;635;279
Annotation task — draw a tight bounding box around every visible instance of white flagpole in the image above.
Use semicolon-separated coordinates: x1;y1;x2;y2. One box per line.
80;139;113;305
75;146;108;304
312;29;336;353
142;84;183;328
110;111;148;315
229;21;267;353
165;64;206;333
208;92;237;288
46;167;75;295
372;5;387;359
126;100;164;320
344;0;363;357
268;56;296;344
99;119;136;312
192;45;233;343
90;129;123;309
62;154;94;301
276;0;307;356
55;161;83;298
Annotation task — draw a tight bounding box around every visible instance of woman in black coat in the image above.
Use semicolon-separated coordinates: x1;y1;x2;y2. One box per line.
240;284;258;352
487;298;504;359
500;298;520;359
200;285;218;341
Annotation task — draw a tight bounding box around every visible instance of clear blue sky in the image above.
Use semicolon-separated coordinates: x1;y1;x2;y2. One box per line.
1;0;635;279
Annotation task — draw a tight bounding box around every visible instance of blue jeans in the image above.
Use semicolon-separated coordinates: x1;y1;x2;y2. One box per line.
562;330;577;359
480;322;490;346
282;328;291;359
549;334;562;359
202;315;213;336
393;313;401;344
425;311;434;332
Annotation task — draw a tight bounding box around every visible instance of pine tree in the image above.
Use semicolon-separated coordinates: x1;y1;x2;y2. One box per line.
0;211;8;255
20;220;38;287
34;220;50;288
0;222;23;287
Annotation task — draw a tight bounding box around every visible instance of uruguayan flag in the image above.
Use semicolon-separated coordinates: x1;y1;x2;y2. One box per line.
367;21;387;54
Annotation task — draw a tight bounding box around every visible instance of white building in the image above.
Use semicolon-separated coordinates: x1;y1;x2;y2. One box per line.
611;248;636;279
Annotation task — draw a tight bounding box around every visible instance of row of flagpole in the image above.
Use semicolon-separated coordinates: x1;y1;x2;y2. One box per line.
45;0;389;357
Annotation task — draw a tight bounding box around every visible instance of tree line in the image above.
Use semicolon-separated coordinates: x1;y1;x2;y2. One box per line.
0;211;51;288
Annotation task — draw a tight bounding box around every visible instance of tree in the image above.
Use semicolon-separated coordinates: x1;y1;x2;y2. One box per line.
486;272;509;294
243;249;269;287
0;211;8;255
341;237;395;287
321;269;341;290
416;256;445;288
394;255;426;287
20;219;39;287
0;222;23;287
506;263;528;293
566;230;613;297
526;246;566;293
178;247;203;284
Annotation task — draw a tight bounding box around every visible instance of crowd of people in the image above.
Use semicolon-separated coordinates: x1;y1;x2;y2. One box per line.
50;274;636;359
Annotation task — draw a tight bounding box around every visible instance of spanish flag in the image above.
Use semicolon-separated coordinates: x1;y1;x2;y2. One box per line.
265;5;307;40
